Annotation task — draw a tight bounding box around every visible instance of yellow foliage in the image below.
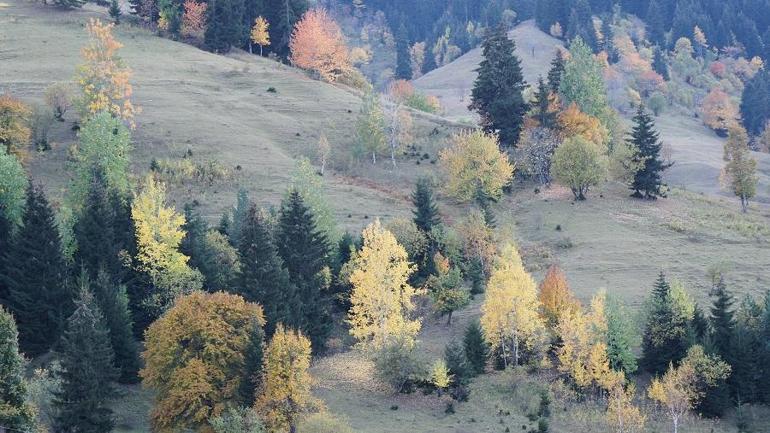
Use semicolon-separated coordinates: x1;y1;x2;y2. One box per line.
251;16;270;53
538;265;581;328
289;9;351;82
75;19;138;127
141;291;265;432
558;103;609;148
0;93;32;161
429;359;453;390
480;243;546;367
347;219;423;350
439;130;514;202
255;324;319;433
606;383;646;433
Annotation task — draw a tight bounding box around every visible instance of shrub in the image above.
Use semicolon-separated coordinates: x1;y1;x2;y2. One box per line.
647;92;666;116
30;104;55;151
373;340;425;393
44;83;72;121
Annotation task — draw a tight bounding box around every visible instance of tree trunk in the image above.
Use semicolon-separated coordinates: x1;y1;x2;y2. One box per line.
741;195;748;213
249;43;253;54
260;45;263;56
372;152;376;165
447;311;452;325
513;333;519;366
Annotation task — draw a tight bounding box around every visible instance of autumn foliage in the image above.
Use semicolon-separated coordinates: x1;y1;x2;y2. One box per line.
701;88;739;135
0;93;32;160
181;0;207;39
75;19;138;127
538;265;580;328
289;9;351;82
141;291;265;432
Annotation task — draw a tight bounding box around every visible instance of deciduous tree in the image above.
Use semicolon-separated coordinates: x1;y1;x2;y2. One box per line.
290;9;351;82
0;93;31;160
181;0;207;39
439;130;513;203
251;16;270;55
721;125;758;212
355;91;387;165
552;135;606;200
538;265;580;329
701;88;738;135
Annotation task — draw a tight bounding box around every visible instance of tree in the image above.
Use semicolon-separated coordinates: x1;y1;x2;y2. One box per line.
647;345;731;433
605;296;638;375
429;359;453;395
627;105;671;199
276;190;332;351
531;77;558;129
641;274;693;374
480;243;546;368
53;0;87;8
552;135;606;200
439;130;514;203
0;93;31;160
519;126;560;185
411;177;440;233
355;91;387;165
289;9;351;82
289;158;339;244
75;19;137;127
0;306;36;432
4;184;71;357
701;88;738;135
0;150;27;227
721;125;758;212
142;291;266;432
565;0;598;50
652;46;669;80
254;324;317;433
538;265;580;329
131;175;203;317
181;0;208;39
265;0;308;58
54;285;118;433
395;23;412;80
316;133;330;176
204;0;245;53
469;25;528;147
558;103;609;148
109;0;122;24
384;102;413;169
547;49;566;93
347;219;422;350
559;37;609;121
426;253;469;325
237;204;295;335
210;407;265;433
646;0;665;46
443;340;469;385
250;16;270;55
457;209;497;282
606;383;646;433
740;70;770;136
463;320;487;376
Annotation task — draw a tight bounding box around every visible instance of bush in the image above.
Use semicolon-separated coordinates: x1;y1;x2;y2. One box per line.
31;104;55;151
373;340;425;393
647;92;666;116
44;82;72;121
209;407;265;433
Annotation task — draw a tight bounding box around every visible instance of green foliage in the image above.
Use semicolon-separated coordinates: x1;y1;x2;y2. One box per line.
628;106;671;199
469;25;528;147
297;412;354;433
547;49;565;94
444;340;470;385
373;339;425;393
0;150;26;227
54;285;118;433
641;273;693;374
52;0;86;8
559;37;609;122
355;91;387;164
290;158;339;245
411;177;441;233
0;306;36;432
109;0;122;24
552;136;606;201
210;407;265;433
204;0;242;52
605;296;638;374
463;321;487;376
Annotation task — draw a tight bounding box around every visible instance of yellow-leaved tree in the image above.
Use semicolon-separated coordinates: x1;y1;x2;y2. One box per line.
606;383;646;433
289;9;351;82
347;219;423;350
131;175;203;314
480;243;546;368
141;291;266;432
250;16;270;56
75;18;138;127
439;130;514;203
255;324;319;433
0;93;32;160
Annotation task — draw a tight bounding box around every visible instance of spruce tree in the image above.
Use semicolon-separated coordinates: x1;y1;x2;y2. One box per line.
109;0;122;24
0;208;11;305
740;69;770;136
652;46;669;81
395;22;412;80
565;0;598;50
444;340;469;385
709;277;735;357
645;0;666;47
180;203;210;283
237;321;265;405
205;0;245;53
411;177;440;233
276;190;332;351
469;24;528;148
532;76;558;129
0;306;36;432
237;204;295;335
54;285;118;433
641;273;691;374
74;168;121;280
4;184;71;357
92;269;141;384
463;320;487;376
628;105;671;199
547;49;565;93
265;0;308;58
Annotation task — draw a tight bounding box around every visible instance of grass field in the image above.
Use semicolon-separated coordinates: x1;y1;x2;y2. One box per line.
3;3;770;433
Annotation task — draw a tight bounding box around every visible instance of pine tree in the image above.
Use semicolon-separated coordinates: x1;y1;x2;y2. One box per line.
411;177;440;233
238;323;265;406
4;184;72;357
92;269;141;384
709;277;735;358
395;22;412;80
463;320;487;376
276;190;332;351
740;70;770;136
641;273;691;374
469;24;528;148
565;0;597;50
532;76;558;129
229;188;251;247
547;49;565;93
0;306;36;432
628;105;671;199
237;204;295;335
180;203;210;280
54;285;118;433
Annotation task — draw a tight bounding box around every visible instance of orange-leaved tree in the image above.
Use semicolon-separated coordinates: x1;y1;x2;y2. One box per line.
141;291;266;432
538;265;580;329
289;9;351;82
75;18;138;127
181;0;207;40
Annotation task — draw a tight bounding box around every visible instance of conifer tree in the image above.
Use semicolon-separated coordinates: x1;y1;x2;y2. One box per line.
395;22;412;80
652;46;669;80
463;320;487;376
4;184;71;356
54;285;118;433
532;76;558;129
237;204;296;335
628;105;671;199
0;209;11;305
411;177;440;233
74;168;122;280
641;273;692;374
264;0;308;58
0;306;36;432
444;340;469;385
109;0;122;24
228;188;251;247
469;24;528;148
276;190;332;351
605;296;638;374
180;203;210;280
204;0;245;53
740;70;770;136
238;323;265;406
547;49;565;93
646;0;666;47
565;0;597;50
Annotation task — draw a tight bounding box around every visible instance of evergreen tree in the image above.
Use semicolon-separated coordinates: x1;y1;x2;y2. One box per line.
237;320;265;405
740;70;770;136
265;0;308;58
422;43;438;74
628;105;671;199
4;184;72;357
600;17;618;63
463;320;487;376
641;273;691;374
709;277;735;357
92;269;141;384
237;204;295;335
474;186;496;228
565;0;598;50
469;24;528;148
180;203;210;284
228;188;251;246
0;209;11;305
0;306;36;432
395;22;412;80
54;285;118;433
444;340;469;385
646;0;666;47
605;297;638;375
547;49;565;93
74;168;121;280
652;46;669;80
109;0;122;24
532;76;558;129
276;190;332;351
411;177;440;233
205;0;245;53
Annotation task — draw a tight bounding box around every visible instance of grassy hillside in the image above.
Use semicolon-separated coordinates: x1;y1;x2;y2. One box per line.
3;3;770;433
